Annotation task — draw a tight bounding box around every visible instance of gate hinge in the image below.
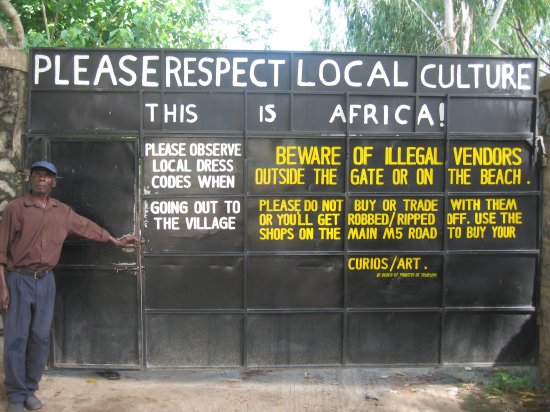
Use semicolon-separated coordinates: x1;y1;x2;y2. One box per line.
536;135;547;167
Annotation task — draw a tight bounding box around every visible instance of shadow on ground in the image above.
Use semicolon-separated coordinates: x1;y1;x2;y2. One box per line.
0;336;547;411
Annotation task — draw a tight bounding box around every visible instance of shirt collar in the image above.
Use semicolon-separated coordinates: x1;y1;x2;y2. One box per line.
23;193;59;209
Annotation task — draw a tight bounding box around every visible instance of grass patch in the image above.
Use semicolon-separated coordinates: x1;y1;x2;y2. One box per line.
484;370;534;396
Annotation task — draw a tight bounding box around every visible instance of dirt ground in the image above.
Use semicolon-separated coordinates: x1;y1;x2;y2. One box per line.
23;367;550;411
0;366;548;411
0;335;548;411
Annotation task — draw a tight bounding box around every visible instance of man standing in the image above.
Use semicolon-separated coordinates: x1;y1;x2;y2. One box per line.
0;161;138;412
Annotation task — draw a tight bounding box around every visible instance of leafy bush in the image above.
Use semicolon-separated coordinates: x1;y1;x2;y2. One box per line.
485;370;534;396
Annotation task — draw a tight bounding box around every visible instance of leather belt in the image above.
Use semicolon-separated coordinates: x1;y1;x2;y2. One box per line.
13;268;50;279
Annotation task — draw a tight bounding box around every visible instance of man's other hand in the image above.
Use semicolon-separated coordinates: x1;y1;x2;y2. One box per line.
111;234;140;248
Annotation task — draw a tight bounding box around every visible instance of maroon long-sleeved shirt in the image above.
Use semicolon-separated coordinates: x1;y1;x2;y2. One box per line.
0;194;110;272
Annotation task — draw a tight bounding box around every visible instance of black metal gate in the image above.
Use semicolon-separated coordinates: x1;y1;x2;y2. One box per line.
26;49;540;368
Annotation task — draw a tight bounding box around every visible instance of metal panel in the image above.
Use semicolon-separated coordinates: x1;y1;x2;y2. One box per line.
247;138;346;194
143;93;244;131
348;96;416;133
247;196;345;252
445;195;538;251
447;140;537;192
445;255;536;308
246;313;343;366
53;269;139;367
347;195;444;251
348;139;445;193
442;313;537;363
143;136;245;195
348;254;442;308
50;139;136;239
144;195;244;253
145;255;244;310
449;98;535;133
291;54;416;93
246;93;291;131
293;95;347;132
347;312;441;365
247;255;343;309
146;314;243;367
29;92;140;132
416;56;536;96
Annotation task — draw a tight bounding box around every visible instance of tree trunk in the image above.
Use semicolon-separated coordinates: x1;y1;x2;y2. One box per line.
443;0;457;54
488;0;508;32
0;0;27;210
460;1;472;54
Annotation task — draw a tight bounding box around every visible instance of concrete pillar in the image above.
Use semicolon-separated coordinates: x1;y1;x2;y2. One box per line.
539;75;550;381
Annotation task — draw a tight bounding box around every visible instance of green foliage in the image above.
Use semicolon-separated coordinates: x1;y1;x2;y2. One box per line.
316;0;549;72
484;370;534;396
347;0;443;53
311;0;346;51
209;0;273;49
2;0;222;50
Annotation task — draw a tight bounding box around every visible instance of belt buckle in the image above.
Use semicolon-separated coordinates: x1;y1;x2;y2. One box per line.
33;271;44;279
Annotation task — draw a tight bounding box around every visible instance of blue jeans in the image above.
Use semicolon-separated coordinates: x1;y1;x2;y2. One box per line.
2;270;55;403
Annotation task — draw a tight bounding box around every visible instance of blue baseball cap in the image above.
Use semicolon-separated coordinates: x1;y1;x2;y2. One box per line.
31;160;57;175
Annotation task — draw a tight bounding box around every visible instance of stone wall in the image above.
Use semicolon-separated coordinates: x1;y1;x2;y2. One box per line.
539;75;550;381
0;48;27;210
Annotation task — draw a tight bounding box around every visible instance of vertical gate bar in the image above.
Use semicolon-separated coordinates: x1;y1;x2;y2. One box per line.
139;88;146;369
343;91;350;366
441;94;451;365
243;90;249;367
534;68;543;363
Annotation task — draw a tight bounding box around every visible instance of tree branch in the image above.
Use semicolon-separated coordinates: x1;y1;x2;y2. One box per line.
489;38;511;55
409;0;443;38
514;18;550;71
513;21;532;56
0;0;24;48
408;0;448;52
515;19;537;54
487;0;508;32
41;0;50;42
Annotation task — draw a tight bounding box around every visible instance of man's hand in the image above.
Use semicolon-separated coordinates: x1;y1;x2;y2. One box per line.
110;234;140;248
0;286;9;312
0;266;9;312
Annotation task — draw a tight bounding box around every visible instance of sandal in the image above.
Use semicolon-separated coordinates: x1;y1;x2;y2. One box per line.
96;370;121;380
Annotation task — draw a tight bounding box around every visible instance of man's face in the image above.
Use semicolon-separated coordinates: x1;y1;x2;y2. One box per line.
30;168;56;195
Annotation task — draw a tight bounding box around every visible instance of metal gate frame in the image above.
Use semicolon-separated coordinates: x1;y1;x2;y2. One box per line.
25;49;540;369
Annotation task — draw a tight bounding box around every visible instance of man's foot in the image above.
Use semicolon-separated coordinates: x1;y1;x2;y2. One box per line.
23;394;42;410
97;370;121;380
6;403;24;412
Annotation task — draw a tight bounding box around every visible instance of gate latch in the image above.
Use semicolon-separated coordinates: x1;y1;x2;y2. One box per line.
536;135;547;167
112;263;140;275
